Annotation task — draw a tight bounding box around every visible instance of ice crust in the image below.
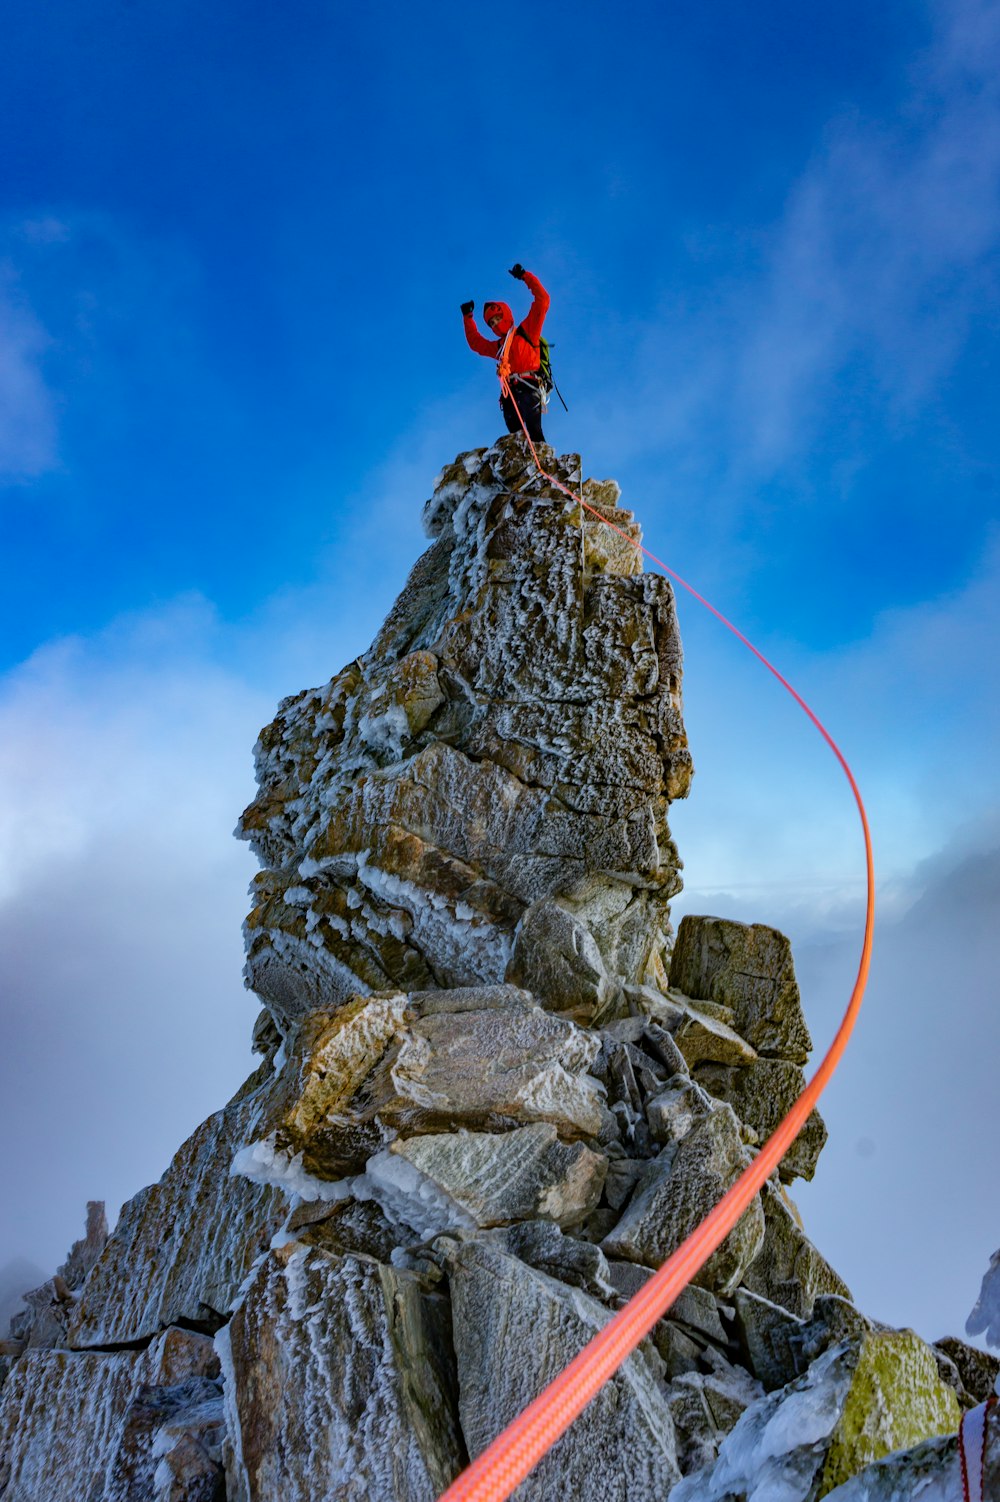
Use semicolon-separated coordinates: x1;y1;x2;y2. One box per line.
672;1342;853;1502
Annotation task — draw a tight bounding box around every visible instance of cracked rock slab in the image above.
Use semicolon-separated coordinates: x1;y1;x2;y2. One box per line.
219;1243;464;1502
0;1328;220;1502
379;1123;607;1230
443;1238;681;1500
247;990;610;1186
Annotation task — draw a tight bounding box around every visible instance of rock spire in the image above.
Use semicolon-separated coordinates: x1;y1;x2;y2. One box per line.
0;437;995;1501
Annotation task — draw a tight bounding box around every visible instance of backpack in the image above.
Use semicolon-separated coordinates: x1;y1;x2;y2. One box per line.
516;325;567;409
516;324;553;390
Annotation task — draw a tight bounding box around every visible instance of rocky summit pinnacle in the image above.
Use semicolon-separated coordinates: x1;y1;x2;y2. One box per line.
237;438;692;1026
1;437;995;1502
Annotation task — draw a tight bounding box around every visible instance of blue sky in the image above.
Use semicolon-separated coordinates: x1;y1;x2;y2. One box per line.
1;0;998;1349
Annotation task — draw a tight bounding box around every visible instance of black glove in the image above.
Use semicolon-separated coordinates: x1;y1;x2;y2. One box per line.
508;263;525;280
460;300;474;317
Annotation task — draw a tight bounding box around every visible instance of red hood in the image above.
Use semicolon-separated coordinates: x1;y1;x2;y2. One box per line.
483;301;514;337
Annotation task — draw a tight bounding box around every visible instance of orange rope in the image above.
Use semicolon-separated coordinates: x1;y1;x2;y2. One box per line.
436;382;876;1502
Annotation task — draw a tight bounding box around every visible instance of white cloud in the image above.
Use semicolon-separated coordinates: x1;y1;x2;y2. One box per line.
0;268;58;480
792;837;1000;1349
583;0;1000;500
0;598;271;1279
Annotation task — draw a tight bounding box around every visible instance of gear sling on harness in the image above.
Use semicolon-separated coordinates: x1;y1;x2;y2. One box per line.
496;326;546;442
435;378;877;1502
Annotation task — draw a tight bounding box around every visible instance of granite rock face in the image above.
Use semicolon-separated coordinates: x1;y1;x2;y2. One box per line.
237;441;692;1026
0;438;977;1501
443;1237;682;1500
0;1328;220;1501
220;1243;464;1502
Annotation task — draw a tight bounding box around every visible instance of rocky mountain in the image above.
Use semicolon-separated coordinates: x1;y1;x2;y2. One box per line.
1;436;996;1501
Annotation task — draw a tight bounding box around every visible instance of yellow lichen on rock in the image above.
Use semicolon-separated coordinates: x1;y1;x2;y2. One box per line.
282;994;408;1140
817;1330;961;1496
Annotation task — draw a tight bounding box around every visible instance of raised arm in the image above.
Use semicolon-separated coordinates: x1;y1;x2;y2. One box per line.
461;301;501;358
510;266;550;344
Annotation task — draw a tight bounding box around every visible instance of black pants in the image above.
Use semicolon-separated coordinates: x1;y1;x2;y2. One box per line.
501;377;546;443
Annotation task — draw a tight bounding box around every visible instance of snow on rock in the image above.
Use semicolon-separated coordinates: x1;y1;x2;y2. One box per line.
220;1242;464;1502
672;1331;962;1502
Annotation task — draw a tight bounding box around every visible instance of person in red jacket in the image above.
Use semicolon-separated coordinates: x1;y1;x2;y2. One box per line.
461;264;550;443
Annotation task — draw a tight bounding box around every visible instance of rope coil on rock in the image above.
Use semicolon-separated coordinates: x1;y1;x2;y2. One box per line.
435;381;876;1502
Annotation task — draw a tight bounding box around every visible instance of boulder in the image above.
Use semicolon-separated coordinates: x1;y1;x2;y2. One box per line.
934;1335;1000;1406
694;1058;828;1181
485;1221;616;1301
673;1004;759;1068
372;1123;607;1231
732;1286;808;1390
740;1180;851;1319
285;1196;403;1263
107;1375;226;1502
665;1354;763;1476
646;1076;713;1145
505;898;617;1023
670;915;812;1062
822;1395;998;1499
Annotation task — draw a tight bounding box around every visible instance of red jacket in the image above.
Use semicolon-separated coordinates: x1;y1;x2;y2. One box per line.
463;271;550;376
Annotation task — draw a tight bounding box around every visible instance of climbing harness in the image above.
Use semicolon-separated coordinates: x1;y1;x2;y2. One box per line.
435;380;877;1502
960;1395;996;1502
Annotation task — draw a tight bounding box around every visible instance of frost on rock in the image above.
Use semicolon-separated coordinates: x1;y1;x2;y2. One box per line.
0;1327;220;1502
237;437;692;1026
231;988;612;1194
374;1122;607;1231
221;1242;465;1502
